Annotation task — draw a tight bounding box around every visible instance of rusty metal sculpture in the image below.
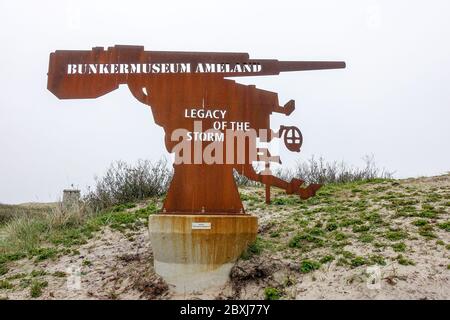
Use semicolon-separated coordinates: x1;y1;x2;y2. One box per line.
47;45;345;214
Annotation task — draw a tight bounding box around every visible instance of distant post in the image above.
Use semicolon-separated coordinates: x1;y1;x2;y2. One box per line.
62;189;80;211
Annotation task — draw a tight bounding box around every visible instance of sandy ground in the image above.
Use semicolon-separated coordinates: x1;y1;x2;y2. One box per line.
0;175;449;300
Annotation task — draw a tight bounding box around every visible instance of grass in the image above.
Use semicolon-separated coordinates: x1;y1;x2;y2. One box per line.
418;225;436;238
241;237;265;260
31;248;59;262
52;271;66;278
82;259;92;267
1;158;449;298
391;242;407;252
438;221;450;232
289;227;325;249
319;255;334;264
352;224;371;233
1;217;48;253
30;269;47;278
0;264;8;276
334;232;348;241
0;165;161;288
275;155;393;185
1;267;65;297
30;280;48;298
19;278;31;289
325;222;338;231
396;255;415;266
0;203;56;225
5;273;26;281
289;231;324;250
369;255;386;266
412;219;428;227
0;202;158;276
358;233;375;243
239;170;449;290
300;259;321;273
0;252;27;277
271;197;300;206
264;287;282;300
384;230;408;241
350;256;366;268
0;280;13;289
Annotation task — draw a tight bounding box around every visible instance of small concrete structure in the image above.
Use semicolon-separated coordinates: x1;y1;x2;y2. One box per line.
62;189;80;210
149;214;257;293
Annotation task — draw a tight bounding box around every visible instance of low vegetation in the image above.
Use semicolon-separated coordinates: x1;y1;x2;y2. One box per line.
0;203;56;225
235;155;392;186
1;158;449;299
279;155;392;185
83;159;171;211
264;287;282;300
0;200;158;284
238;171;449;290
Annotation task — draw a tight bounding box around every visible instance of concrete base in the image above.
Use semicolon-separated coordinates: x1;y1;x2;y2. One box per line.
148;214;258;293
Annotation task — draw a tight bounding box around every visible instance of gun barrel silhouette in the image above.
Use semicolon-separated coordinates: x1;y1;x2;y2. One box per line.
47;45;345;99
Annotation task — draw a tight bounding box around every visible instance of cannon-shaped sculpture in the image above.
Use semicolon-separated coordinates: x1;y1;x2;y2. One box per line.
47;45;345;214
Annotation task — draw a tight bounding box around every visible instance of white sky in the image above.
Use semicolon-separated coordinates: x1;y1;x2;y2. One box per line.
0;0;449;204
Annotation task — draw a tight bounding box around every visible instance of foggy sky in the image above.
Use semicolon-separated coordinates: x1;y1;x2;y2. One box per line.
1;0;449;204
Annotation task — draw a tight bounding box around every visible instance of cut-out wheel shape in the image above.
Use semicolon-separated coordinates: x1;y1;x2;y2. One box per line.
283;126;303;152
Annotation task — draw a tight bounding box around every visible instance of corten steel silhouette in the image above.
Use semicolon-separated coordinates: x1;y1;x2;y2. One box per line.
47;45;345;214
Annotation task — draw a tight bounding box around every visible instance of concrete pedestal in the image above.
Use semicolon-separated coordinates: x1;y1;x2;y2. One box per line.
148;214;258;293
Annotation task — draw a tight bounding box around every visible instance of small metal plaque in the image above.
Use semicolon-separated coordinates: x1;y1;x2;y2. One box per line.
192;222;211;230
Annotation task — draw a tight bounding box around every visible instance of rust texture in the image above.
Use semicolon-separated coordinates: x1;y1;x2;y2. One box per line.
47;45;345;214
149;215;258;267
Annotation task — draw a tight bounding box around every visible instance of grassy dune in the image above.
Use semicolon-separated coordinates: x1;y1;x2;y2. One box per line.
236;175;449;299
0;175;449;299
0;203;57;225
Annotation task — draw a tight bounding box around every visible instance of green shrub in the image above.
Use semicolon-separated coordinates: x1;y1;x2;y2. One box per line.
82;259;92;267
369;255;386;266
241;238;263;260
30;280;48;298
52;271;67;278
385;230;408;241
1;217;47;253
325;222;338;231
396;255;415;266
289;228;325;250
31;248;59;262
418;225;436;238
358;233;374;243
277;155;392;184
264;287;282;300
350;256;366;267
319;255;335;264
391;242;406;252
30;269;47;277
0;280;13;289
0;264;8;276
300;260;321;273
334;232;348;241
412;219;428;227
83;159;172;211
438;221;450;232
269;231;280;238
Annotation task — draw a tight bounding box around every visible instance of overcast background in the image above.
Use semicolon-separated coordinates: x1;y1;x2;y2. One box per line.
0;0;449;204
